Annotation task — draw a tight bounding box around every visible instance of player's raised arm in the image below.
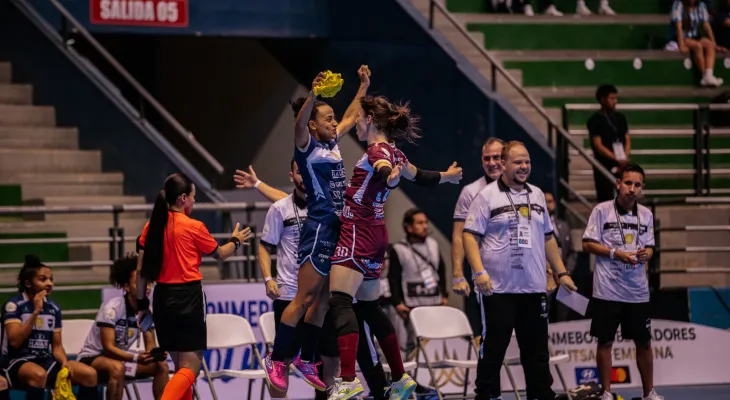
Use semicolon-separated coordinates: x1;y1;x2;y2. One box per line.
295;73;326;149
337;65;371;138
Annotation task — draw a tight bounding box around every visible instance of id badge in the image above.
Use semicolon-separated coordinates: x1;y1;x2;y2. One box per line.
517;224;532;249
420;268;438;290
124;361;138;378
613;142;627;161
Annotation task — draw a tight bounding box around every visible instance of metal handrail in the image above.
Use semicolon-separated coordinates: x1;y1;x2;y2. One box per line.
0;278;270;295
45;0;224;175
0;255;257;269
0;202;271;215
565;103;702;111
0;232;266;245
425;0;615;187
559;199;587;226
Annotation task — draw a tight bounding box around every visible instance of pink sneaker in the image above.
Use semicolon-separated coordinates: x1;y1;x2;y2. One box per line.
290;355;326;391
262;353;288;391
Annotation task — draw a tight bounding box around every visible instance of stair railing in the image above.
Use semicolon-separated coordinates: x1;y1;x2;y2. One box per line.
424;0;614;217
11;0;225;202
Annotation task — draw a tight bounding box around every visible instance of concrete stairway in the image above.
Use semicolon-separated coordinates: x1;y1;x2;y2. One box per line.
405;0;730;287
0;61;145;284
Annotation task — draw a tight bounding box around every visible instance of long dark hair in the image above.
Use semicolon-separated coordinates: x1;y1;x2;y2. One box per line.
140;173;193;281
17;254;46;293
360;96;421;144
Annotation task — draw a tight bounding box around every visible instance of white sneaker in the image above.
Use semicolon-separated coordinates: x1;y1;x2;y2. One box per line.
599;4;617;15
600;391;614;400
643;389;665;400
701;75;724;87
544;5;564;16
387;374;417;400
524;4;535;16
327;377;364;400
576;2;592;15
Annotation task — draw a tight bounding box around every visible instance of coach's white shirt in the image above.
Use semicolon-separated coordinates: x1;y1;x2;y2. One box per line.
583;199;655;303
463;179;553;294
260;194;307;301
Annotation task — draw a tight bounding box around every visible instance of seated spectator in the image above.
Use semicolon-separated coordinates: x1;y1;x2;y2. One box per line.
713;0;730;49
666;0;724;87
77;255;169;400
491;0;615;16
0;255;98;399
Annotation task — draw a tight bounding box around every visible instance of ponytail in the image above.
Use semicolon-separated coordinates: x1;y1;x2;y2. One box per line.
360;96;421;144
17;254;46;292
140;190;169;281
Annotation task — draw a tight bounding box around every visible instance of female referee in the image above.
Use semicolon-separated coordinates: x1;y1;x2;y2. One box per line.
135;173;252;400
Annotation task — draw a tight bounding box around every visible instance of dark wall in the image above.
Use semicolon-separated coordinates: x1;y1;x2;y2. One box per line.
0;0;200;203
262;0;554;237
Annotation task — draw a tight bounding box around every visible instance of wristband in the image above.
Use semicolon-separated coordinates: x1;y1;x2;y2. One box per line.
137;297;150;311
132;353;138;363
453;277;466;284
253;180;262;190
473;271;487;279
609;248;616;260
557;272;570;279
264;276;273;283
228;236;241;251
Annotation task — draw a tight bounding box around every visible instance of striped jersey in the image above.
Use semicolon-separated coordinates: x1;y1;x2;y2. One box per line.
341;142;408;226
294;135;346;224
670;0;709;40
583;199;655;303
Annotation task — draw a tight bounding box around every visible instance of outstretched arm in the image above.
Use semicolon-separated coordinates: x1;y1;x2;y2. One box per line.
234;166;288;202
337;65;371;138
295;73;326;149
401;161;463;186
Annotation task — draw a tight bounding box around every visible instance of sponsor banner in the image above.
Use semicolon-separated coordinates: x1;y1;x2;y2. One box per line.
102;283;319;399
90;0;189;27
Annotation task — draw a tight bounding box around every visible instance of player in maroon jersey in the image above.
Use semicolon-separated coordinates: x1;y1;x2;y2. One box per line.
326;96;462;399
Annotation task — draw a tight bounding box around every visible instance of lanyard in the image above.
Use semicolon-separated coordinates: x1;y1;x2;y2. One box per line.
505;191;531;223
613;201;640;249
406;242;433;274
292;199;303;234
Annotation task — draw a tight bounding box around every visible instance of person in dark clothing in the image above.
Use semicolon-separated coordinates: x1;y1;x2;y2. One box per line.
713;0;730;49
587;84;631;202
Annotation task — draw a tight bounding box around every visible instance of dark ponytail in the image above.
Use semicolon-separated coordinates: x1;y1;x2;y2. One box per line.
140;173;193;281
17;254;45;292
360;96;421;144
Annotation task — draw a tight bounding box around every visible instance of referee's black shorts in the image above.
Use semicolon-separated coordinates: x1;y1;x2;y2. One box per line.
153;280;207;352
590;298;652;345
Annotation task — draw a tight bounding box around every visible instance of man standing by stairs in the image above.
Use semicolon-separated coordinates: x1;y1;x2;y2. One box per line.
587;84;631;202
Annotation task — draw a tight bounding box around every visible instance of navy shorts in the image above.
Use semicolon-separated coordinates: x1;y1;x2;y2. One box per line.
2;356;61;389
297;218;341;276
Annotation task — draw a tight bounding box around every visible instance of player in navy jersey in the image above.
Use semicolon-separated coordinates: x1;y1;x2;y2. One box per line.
0;255;97;399
327;96;462;399
263;66;372;394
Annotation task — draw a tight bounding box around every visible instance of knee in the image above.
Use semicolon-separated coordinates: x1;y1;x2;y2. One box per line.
155;361;170;376
296;291;318;309
26;370;47;388
597;340;614;350
108;362;125;382
329;292;358;334
701;38;714;49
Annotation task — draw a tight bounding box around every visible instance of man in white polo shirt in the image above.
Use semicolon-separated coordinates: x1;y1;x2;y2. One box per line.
463;141;576;400
582;164;662;400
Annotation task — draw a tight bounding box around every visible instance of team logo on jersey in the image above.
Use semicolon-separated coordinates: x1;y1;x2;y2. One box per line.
624;233;635;244
519;207;530;219
128;328;136;339
35;317;44;329
5;302;16;313
105;306;116;321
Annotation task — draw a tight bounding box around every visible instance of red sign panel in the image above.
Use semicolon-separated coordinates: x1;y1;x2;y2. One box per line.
90;0;189;27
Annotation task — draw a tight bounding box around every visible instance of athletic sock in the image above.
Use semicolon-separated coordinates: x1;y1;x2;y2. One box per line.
299;322;322;363
378;333;406;378
271;322;298;361
161;368;196;400
338;332;359;382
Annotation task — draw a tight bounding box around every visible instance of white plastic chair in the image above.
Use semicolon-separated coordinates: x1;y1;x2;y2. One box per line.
203;314;266;400
503;332;572;400
409;306;481;400
61;319;94;356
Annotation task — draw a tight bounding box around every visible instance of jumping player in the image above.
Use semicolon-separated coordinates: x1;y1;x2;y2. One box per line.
235;162;392;400
327;96;462;399
262;66;371;393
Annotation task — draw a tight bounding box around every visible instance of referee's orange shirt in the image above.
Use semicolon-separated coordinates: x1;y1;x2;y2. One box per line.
139;212;219;284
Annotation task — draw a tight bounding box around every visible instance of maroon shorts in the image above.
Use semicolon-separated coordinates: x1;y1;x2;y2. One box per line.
331;223;388;280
